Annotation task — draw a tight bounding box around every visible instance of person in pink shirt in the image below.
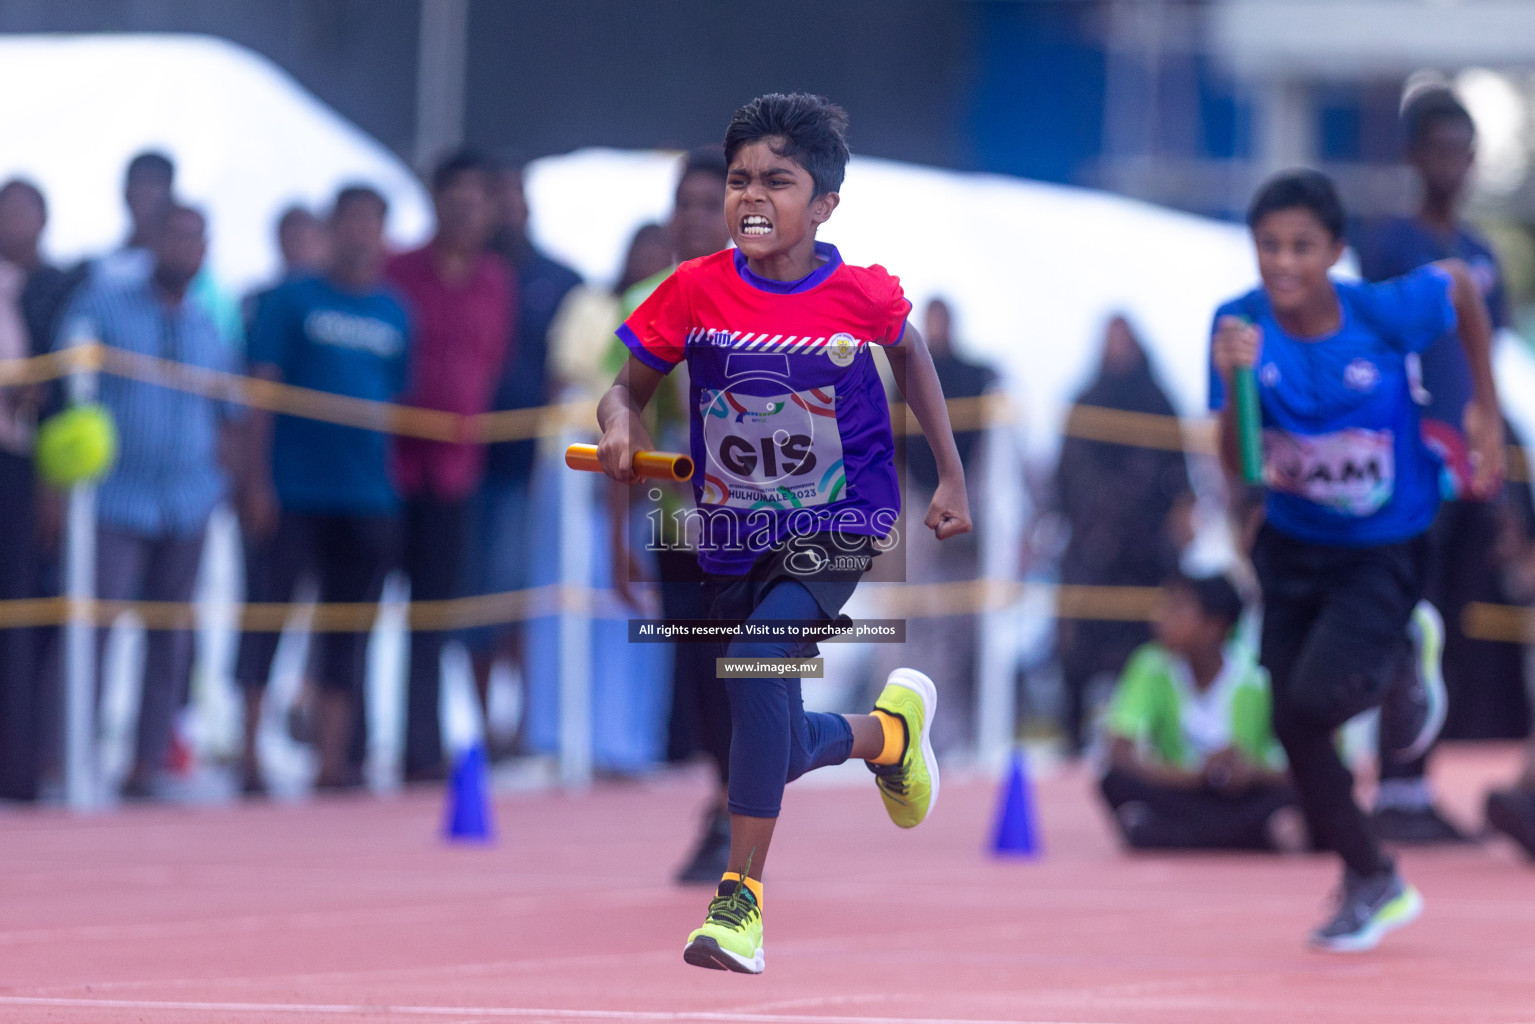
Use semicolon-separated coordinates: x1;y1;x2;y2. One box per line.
385;150;513;782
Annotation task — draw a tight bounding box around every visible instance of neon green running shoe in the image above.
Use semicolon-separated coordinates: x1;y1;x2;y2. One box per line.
1309;868;1423;952
682;878;764;974
867;668;939;829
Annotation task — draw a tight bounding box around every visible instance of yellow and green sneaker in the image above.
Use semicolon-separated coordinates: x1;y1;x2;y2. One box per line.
682;877;765;974
868;668;940;828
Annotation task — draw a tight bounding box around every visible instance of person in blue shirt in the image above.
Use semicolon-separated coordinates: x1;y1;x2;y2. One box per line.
235;185;409;795
56;204;240;802
1210;169;1502;952
1356;87;1528;844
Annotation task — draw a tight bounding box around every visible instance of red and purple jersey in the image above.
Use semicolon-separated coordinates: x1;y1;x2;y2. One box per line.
618;242;911;574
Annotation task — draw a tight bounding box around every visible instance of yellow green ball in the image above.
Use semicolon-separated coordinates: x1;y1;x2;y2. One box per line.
35;405;118;487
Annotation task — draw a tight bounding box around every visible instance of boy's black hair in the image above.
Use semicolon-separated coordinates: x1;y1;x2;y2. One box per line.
1166;571;1245;631
126;150;174;184
1404;87;1475;149
724;93;850;198
429;148;496;195
681;145;728;185
1246;168;1346;241
332;184;388;219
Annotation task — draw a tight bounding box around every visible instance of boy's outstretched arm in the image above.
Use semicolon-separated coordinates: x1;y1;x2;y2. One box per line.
1434;257;1504;497
596;353;668;485
889;321;973;539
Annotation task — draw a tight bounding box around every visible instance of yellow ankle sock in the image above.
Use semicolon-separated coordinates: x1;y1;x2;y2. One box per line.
722;872;763;907
869;709;906;766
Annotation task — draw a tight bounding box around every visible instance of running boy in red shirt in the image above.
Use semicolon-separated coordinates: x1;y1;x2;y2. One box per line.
596;93;971;974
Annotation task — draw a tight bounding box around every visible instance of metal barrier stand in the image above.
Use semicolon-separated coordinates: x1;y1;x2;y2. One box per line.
976;404;1022;769
62;340;100;811
556;421;593;789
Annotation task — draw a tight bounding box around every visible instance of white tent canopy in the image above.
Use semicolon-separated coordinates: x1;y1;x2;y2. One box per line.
0;34;432;291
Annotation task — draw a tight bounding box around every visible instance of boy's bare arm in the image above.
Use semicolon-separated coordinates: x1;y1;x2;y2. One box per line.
889;321;972;539
596;354;668;484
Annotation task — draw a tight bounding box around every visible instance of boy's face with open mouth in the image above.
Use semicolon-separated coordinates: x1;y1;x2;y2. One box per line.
725;139;835;271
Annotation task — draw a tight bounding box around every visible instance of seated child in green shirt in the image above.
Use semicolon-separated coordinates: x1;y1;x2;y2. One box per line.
1099;572;1307;852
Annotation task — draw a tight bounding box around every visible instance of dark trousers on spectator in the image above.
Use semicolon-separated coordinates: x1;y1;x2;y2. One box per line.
660;549;730;785
0;450;38;800
402;496;468;778
238;511;399;765
1099;767;1299;850
96;523;208;777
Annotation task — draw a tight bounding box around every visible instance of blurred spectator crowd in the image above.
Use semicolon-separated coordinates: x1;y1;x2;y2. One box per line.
0;146;1005;808
0;149;587;801
0;113;1531;861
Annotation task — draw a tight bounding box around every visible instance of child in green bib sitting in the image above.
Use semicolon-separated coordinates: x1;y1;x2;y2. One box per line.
1098;572;1306;852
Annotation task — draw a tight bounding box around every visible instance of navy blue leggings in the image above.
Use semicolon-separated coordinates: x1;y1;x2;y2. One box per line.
723;581;855;818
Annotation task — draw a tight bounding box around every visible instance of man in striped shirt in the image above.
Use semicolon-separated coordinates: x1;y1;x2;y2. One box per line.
54;204;238;801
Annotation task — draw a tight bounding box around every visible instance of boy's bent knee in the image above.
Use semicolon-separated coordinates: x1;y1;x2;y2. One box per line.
785;745;813;784
1274;671;1378;733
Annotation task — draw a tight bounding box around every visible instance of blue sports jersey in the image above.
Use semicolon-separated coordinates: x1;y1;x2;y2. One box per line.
248;275;411;514
1354;217;1505;496
1209;265;1456;546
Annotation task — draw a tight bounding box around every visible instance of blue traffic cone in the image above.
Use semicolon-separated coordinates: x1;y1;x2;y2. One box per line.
990;749;1040;857
442;743;495;843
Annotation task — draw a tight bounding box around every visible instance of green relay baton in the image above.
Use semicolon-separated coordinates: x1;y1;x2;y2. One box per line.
1233;364;1263;486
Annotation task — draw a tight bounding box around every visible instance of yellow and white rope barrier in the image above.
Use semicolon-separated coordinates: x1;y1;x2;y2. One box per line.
0;344;1530;633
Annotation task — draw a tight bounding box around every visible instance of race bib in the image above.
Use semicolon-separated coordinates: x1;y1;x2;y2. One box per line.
698;385;847;509
1264;427;1394;517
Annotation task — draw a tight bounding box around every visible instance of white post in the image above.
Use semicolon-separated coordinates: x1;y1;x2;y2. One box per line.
556;423;593;789
1256;77;1313;174
415;0;470;170
975;406;1021;770
62;340;99;810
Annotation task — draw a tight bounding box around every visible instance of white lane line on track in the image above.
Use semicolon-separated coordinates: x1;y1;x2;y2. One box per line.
0;996;1127;1024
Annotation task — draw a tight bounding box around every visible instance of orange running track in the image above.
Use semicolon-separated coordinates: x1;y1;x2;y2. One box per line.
3;743;1534;1024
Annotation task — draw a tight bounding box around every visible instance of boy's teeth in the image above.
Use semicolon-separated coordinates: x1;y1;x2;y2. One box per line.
742;216;771;236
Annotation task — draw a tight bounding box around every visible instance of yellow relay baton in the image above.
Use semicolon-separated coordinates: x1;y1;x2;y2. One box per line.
564;443;694;483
